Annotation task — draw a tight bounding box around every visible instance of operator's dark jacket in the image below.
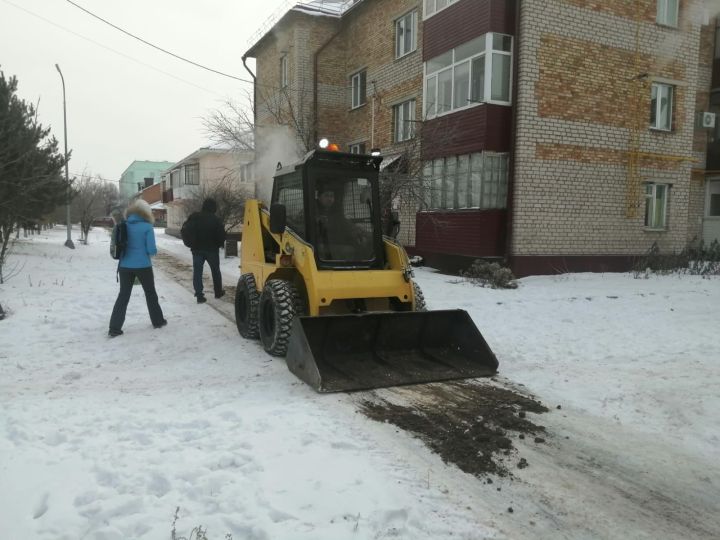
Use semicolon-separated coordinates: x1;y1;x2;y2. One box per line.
185;199;226;251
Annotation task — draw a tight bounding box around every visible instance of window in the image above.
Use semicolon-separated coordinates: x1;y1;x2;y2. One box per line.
707;180;720;217
184;164;199;185
348;142;366;154
424;33;512;118
313;176;377;264
240;163;254;182
351;70;366;109
275;172;305;238
280;55;288;88
424;0;459;18
644;183;669;229
422;152;508;210
656;0;679;27
650;83;673;131
715;27;720;59
395;10;417;58
394;99;416;142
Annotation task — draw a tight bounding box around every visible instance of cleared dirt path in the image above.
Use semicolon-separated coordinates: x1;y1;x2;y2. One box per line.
154;248;720;539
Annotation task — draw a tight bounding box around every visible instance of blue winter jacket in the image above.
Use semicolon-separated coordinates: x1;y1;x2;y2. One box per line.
119;214;157;269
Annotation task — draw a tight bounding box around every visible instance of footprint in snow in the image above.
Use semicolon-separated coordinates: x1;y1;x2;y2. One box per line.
61;371;82;382
33;493;49;519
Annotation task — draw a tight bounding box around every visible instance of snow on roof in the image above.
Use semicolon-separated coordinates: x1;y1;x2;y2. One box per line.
245;0;362;53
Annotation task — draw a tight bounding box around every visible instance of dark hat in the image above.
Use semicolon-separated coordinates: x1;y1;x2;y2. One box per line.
201;198;217;213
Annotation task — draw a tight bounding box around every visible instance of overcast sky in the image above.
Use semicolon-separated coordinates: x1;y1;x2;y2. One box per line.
0;0;292;184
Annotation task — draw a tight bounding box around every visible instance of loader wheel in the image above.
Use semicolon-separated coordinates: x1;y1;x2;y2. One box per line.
412;280;427;311
259;279;303;356
235;273;260;339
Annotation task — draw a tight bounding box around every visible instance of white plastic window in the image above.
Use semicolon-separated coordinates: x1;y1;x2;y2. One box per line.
424;33;512;118
645;183;669;229
351;70;366;109
656;0;679;27
394;100;416;142
650;83;673;131
395;10;417;58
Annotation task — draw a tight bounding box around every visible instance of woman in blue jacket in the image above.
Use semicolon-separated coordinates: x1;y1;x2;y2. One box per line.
108;199;166;337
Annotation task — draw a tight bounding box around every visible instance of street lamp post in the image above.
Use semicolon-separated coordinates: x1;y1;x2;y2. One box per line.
55;63;74;249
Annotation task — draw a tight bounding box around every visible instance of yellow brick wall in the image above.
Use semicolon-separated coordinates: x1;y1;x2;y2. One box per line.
512;0;707;256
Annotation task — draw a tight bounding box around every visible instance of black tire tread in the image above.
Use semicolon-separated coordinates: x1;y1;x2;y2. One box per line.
412;280;427;312
235;273;260;339
259;279;303;356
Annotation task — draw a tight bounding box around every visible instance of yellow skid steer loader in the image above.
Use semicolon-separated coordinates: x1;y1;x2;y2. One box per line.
235;147;498;392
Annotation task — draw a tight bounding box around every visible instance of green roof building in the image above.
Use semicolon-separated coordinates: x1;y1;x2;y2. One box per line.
119;160;175;201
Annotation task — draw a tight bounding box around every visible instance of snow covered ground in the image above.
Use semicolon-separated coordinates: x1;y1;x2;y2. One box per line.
1;225;719;539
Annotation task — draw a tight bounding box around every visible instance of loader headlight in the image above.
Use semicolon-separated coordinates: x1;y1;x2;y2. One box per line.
318;138;340;151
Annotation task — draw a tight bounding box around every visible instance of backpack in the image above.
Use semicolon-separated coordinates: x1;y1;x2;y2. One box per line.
181;215;197;248
110;221;128;260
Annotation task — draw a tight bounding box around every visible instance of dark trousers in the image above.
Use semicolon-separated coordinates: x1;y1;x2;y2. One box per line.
109;267;165;331
192;249;222;298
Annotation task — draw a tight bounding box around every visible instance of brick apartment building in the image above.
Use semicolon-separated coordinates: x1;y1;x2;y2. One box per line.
243;0;718;276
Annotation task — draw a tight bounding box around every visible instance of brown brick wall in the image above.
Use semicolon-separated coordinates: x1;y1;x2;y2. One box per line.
537;34;686;129
316;0;424;153
536;143;686;170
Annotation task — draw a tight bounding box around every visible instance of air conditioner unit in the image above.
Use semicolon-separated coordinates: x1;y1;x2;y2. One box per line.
700;111;716;129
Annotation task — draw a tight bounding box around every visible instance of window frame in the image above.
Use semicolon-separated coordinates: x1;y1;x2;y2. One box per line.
644;182;669;230
393;99;416;143
348;142;367;154
650;82;674;131
706;179;720;218
422;152;509;211
424;33;513;119
184;163;200;186
280;55;288;89
656;0;679;28
395;10;418;59
423;0;459;20
350;70;367;109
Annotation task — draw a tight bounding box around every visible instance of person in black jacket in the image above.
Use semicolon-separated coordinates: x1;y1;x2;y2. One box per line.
182;198;226;303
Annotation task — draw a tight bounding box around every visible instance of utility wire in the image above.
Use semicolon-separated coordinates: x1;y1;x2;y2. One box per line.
65;0;252;84
2;0;229;97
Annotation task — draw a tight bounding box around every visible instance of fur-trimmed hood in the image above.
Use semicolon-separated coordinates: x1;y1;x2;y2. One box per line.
125;199;154;224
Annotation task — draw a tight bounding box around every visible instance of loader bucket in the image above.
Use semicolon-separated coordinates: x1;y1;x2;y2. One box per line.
285;309;498;393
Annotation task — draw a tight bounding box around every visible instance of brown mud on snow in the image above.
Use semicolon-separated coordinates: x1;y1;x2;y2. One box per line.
360;380;548;477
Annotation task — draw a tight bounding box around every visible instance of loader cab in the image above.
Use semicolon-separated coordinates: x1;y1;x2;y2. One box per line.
271;149;385;270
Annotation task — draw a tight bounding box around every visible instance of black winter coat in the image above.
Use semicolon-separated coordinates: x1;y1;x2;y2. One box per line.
185;211;226;251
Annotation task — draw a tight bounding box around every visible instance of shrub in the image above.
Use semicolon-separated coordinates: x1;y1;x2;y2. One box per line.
461;260;518;289
632;239;720;278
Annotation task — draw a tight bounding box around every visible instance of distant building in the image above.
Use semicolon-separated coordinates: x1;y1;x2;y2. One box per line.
119;160;175;201
161;145;255;237
133;182;166;226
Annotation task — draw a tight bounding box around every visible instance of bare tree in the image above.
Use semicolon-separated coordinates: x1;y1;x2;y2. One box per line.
202;90;255;151
183;172;253;235
71;172;119;243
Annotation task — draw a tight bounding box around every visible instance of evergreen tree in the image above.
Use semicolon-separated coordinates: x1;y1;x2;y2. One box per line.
0;69;68;282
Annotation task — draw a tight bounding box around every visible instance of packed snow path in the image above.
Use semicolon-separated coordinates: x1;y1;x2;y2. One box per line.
1;226;718;539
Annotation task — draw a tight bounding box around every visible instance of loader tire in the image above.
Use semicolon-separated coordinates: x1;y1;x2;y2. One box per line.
259;279;303;356
412;280;427;311
235;273;260;339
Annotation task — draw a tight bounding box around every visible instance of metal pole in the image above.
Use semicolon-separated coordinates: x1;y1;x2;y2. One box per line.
55;64;74;249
